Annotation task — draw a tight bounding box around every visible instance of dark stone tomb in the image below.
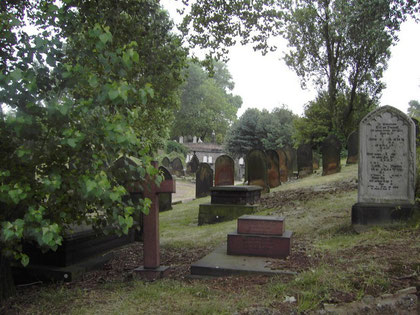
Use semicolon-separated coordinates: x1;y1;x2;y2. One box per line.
158;166;173;212
171;157;184;177
346;130;359;164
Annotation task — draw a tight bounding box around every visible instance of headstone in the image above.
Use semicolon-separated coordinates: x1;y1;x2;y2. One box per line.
312;152;320;170
193;136;197;143
215;155;235;186
321;135;341;176
246;149;269;193
196;163;213;198
266;150;281;188
297;143;313;178
179;136;184;143
158;166;173;212
171;157;184;177
161;157;170;168
186;153;199;175
276;149;288;183
282;145;295;178
352;106;417;225
346;130;359;164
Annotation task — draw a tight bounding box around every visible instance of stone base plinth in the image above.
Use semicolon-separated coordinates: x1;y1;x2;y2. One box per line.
227;231;292;258
237;215;284;235
352;203;416;225
210;185;262;205
198;203;259;225
134;266;170;281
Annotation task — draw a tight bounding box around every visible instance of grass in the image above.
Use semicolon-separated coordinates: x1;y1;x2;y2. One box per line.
4;162;420;314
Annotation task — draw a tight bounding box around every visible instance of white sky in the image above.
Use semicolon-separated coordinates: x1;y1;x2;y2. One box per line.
161;1;420;117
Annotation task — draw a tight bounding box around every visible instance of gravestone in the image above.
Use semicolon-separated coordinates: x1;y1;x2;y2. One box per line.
215;155;235;186
158;166;173;212
321;135;341;176
171;157;184;177
282;145;294;178
276;149;288;183
196;163;213;198
297;143;313;178
161;157;170;168
186;153;199;175
312;152;320;170
352;106;417;225
266;150;281;188
246;149;269;193
346;130;359;164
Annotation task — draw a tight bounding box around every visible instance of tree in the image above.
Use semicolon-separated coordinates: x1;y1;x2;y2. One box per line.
171;60;242;143
225;106;296;157
179;0;419;138
407;100;420;117
293;91;377;148
0;0;186;301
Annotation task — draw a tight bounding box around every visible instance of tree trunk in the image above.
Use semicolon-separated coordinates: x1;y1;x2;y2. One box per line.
0;253;16;303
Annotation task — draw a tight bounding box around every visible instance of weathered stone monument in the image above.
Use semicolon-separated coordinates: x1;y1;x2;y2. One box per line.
198;185;262;225
352;106;417;225
215;155;235;186
266;150;281;188
346;130;359;164
246;149;269;193
276;149;288;183
161;157;170;168
321;135;341;176
282;145;294;178
297;143;313;178
171;157;184;177
195;163;213;198
186;153;199;175
158;166;173;212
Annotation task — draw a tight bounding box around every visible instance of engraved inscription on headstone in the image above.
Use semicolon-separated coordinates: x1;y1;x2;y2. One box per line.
352;106;416;225
359;108;415;203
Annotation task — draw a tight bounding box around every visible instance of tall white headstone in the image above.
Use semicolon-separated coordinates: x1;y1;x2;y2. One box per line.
352;106;417;224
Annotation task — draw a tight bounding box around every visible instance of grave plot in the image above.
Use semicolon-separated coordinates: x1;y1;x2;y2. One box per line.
191;215;293;277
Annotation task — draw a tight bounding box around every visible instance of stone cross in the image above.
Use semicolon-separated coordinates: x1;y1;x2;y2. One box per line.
127;161;176;278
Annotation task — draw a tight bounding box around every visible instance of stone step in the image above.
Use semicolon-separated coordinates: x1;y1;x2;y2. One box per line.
237;215;284;235
227;231;292;259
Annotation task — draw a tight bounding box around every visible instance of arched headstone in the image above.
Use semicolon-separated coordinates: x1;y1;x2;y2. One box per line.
346;130;359;164
158;166;173;212
321;135;341;176
246;149;269;193
171;157;184;177
352;106;416;224
161;157;170;168
282;145;295;178
297;144;313;178
186;153;199;175
215;155;235;186
196;163;213;198
266;150;280;188
276;149;288;183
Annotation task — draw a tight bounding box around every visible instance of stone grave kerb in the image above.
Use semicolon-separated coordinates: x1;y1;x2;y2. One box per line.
123;160;176;278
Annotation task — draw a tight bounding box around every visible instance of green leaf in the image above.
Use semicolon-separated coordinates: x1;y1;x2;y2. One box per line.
46;54;55;67
108;89;119;100
67;138;77;148
132;51;139;63
89;76;98;88
21;254;29;267
10;69;22;81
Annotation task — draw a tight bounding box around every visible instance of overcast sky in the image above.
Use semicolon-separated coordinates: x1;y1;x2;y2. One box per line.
161;1;420;117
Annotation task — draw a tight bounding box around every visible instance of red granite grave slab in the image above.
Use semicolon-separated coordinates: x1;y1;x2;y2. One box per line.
237;215;284;235
227;231;292;258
